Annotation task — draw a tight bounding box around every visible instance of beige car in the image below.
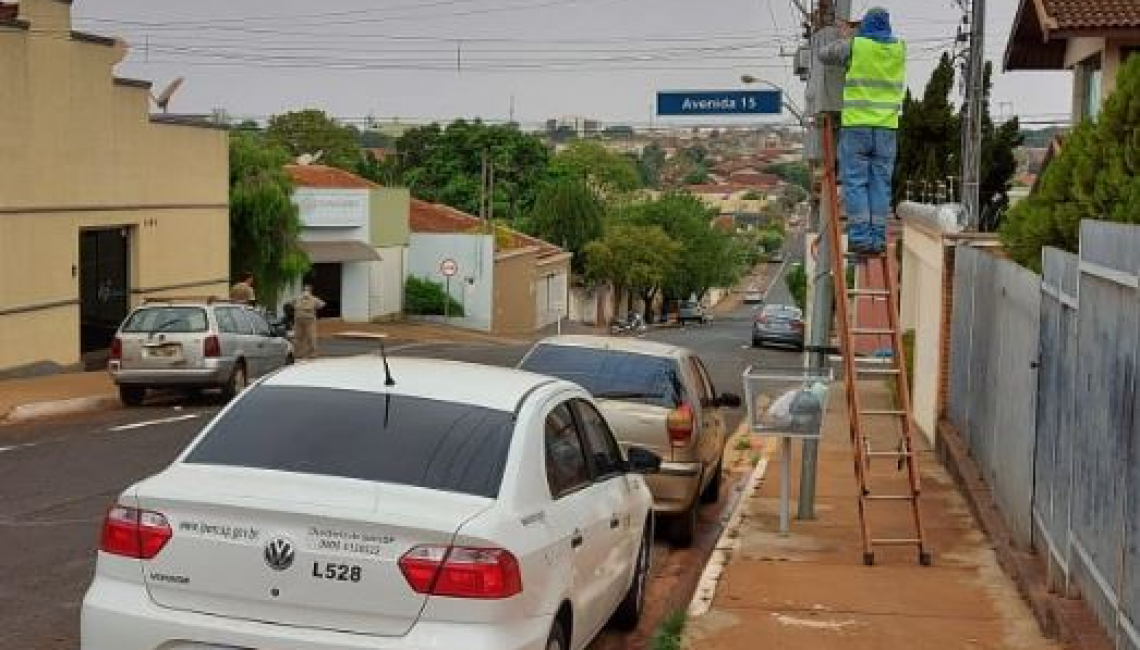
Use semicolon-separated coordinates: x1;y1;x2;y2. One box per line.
519;335;740;546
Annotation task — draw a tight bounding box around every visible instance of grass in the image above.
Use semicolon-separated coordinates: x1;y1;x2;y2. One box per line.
651;610;687;650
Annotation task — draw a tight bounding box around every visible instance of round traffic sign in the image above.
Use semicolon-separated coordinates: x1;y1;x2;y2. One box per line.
440;258;459;277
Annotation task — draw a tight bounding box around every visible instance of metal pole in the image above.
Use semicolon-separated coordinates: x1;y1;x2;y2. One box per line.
961;0;985;230
445;276;451;320
781;436;792;534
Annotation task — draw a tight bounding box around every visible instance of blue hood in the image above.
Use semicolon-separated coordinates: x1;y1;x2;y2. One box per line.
859;10;896;43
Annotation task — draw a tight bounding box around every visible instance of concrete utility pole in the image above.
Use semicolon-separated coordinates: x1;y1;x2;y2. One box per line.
960;0;985;230
798;0;851;520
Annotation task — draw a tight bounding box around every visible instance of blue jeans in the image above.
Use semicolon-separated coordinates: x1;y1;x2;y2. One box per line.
839;127;897;249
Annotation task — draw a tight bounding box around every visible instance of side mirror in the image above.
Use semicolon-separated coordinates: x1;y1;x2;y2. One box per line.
269;321;289;338
717;392;743;408
626;446;662;474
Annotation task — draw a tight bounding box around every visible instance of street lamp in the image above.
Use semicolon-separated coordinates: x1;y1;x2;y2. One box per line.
740;74;806;125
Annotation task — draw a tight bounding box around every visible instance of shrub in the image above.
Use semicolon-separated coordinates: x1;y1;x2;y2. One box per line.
405;276;464;316
785;264;807;310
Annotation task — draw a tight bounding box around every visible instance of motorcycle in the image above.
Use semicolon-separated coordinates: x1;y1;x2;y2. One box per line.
610;312;648;336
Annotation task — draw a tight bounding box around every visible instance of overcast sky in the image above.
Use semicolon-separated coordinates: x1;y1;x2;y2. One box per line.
68;0;1071;128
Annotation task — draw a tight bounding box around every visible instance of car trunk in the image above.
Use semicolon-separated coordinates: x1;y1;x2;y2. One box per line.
595;399;677;462
119;331;205;370
133;465;492;637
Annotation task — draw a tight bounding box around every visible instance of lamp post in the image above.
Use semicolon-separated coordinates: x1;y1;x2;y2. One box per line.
740;75;806;126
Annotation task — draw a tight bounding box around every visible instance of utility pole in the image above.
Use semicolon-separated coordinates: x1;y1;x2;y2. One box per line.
799;0;851;520
960;0;985;229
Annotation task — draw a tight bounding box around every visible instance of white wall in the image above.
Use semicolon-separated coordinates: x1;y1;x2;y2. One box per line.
370;245;407;319
534;270;569;328
407;233;494;331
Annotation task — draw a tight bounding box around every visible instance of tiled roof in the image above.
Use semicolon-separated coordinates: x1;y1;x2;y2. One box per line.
410;199;564;258
284;164;379;189
1042;0;1140;30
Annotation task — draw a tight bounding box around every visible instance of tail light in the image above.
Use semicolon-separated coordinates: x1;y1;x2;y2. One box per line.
110;337;123;361
667;403;695;447
793;320;805;332
399;545;522;599
203;335;221;358
757;315;769;324
100;504;172;559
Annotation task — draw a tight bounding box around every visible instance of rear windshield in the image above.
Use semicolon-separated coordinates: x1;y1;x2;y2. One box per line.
122;307;209;333
520;345;683;408
185;386;515;498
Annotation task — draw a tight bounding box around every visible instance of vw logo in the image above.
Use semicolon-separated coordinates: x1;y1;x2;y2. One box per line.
263;537;295;572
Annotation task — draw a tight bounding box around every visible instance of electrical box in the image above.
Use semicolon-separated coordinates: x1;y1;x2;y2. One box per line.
795;46;811;80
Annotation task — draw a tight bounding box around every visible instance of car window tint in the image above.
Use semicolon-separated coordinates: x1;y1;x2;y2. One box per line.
185;386;515;498
521;346;684;408
242;309;271;336
544;403;591;498
121;307;208;333
572;400;625;479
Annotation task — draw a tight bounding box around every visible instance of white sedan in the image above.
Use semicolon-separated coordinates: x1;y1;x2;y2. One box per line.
81;356;659;650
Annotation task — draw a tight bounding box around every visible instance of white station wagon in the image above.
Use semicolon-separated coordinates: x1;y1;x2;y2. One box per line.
81;356;659;650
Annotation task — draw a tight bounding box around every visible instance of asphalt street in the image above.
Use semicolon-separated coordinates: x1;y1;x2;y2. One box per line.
0;260;801;650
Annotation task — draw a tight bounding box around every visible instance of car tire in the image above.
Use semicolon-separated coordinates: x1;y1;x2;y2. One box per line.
221;361;247;401
285;353;295;366
611;517;653;630
546;618;569;650
701;457;723;504
670;497;699;548
118;385;145;407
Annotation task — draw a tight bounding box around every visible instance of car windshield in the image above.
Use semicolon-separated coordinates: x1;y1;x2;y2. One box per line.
185;386;516;498
121;306;208;333
520;345;684;408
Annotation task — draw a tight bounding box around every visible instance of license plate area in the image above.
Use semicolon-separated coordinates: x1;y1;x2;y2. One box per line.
144;344;183;359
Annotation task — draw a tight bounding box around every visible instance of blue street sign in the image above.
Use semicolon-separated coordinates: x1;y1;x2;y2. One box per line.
656;90;782;116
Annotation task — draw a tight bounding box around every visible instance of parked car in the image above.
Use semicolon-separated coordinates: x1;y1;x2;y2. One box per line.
519;336;740;546
81;357;660;650
743;288;764;304
677;300;709;325
752;304;805;350
108;298;292;406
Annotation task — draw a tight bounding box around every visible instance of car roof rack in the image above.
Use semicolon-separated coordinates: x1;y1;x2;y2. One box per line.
141;295;233;305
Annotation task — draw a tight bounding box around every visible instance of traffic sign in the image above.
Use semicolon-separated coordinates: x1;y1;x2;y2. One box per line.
656;90;782;116
440;259;458;277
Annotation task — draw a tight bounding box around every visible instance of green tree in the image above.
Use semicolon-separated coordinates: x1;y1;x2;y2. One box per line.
527;178;605;274
404;276;464;316
396;120;551;223
767;161;810;190
638;142;667;188
1001;55;1140;269
758;229;785;253
584;222;681;318
978;62;1024;213
785;264;807;310
265;109;363;171
228;132;309;307
549;140;641;194
895;53;959;205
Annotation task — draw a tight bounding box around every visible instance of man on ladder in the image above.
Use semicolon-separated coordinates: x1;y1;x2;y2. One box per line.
819;6;906;255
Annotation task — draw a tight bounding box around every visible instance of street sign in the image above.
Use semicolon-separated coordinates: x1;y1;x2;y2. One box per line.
440;259;458;277
656;90;782;116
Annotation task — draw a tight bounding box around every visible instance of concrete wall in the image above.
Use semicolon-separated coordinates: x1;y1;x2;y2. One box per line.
533;257;571;330
493;249;539;336
900;220;949;443
0;0;229;372
370;188;410;248
370;245;406;319
407;233;494;331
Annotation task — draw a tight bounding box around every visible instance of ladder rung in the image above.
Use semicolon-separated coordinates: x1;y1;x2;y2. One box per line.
856;367;901;376
850;328;896;336
872;538;924;546
849;289;890;297
865;451;914;459
862;409;907;416
863;494;917;501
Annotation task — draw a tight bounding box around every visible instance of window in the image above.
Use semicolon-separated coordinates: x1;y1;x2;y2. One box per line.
520;345;686;409
242;309;271;337
1077;55;1103;122
214;307;244;335
572;400;625;479
544;403;591;498
121;307;207;333
185;387;516;498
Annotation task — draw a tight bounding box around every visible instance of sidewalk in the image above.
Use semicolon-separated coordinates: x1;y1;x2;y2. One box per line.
685;383;1062;650
0;371;117;424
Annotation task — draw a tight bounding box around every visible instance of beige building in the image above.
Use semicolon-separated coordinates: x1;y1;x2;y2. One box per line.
0;0;229;375
1006;0;1140;123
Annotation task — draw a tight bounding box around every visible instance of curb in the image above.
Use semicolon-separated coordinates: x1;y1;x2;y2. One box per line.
686;426;772;618
936;419;1112;650
3;394;119;424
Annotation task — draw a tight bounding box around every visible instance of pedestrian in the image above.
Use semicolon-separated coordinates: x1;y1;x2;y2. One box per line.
291;284;325;360
819;7;907;255
229;271;256;305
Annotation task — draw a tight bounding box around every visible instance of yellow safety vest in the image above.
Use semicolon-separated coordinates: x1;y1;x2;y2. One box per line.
842;37;907;129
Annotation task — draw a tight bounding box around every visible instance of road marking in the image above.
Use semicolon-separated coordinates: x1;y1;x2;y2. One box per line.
0;442;38;455
107;413;200;432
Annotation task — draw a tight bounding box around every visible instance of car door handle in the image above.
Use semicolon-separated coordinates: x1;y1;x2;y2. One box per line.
610;516;621;529
571;530;584;549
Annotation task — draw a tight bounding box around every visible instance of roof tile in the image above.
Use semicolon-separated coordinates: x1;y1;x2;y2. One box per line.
1043;0;1140;30
284;164;380;190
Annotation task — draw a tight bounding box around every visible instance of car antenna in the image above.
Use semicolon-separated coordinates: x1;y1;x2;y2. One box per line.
376;334;396;387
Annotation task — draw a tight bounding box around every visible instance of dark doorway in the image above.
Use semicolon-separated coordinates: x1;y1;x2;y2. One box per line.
307;263;342;318
79;228;130;357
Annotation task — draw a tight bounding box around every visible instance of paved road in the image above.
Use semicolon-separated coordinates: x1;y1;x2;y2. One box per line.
0;261;799;650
